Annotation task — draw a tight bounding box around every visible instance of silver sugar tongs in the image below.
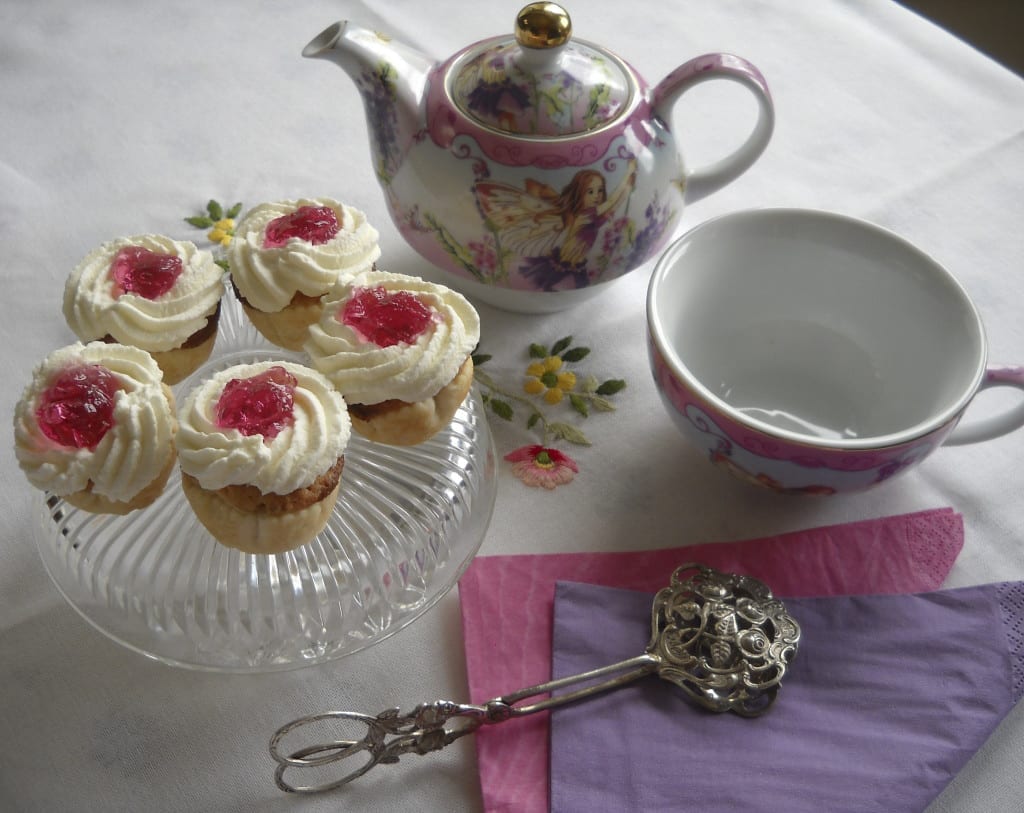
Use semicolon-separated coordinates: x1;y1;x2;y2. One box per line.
270;563;801;794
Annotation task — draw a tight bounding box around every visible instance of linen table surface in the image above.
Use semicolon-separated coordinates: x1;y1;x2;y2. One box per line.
1;1;1022;811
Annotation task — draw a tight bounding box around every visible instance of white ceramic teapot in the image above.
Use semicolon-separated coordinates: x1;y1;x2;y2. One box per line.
304;2;774;312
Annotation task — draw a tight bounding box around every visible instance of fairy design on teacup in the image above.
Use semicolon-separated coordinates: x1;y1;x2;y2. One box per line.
684;402;927;494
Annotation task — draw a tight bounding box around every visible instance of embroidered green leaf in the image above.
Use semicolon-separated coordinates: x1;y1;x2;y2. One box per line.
596;379;627;396
214;259;230;272
549;422;591;446
562;346;590;363
226;202;244;219
489;399;514;421
185;215;214;228
550;336;573;356
474;336;623;458
206;199;224;220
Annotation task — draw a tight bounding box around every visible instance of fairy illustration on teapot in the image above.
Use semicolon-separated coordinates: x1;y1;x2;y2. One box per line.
474;160;639;290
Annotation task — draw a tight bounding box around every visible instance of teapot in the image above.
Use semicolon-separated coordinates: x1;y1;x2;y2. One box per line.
304;2;774;313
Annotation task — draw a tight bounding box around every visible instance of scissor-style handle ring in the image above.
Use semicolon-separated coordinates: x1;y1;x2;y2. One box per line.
270;703;488;793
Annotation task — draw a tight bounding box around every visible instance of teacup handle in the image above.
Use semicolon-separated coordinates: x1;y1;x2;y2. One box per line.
652;53;775;204
945;366;1024;445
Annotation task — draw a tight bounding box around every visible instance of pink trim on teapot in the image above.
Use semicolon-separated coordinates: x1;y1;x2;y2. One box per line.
425;39;655;169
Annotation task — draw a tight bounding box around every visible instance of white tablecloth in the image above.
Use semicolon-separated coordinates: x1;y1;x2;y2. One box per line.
1;1;1022;810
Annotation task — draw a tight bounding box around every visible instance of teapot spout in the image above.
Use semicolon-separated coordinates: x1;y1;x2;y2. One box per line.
304;21;434;183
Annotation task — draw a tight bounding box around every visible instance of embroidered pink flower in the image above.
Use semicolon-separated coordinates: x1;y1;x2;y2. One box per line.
505;445;578;489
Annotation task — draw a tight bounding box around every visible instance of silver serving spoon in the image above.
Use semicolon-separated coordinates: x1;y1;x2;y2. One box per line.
270;563;801;794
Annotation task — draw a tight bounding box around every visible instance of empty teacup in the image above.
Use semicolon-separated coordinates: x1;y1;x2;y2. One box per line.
646;208;1024;494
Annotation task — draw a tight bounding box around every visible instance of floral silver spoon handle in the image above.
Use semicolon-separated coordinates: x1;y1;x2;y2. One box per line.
269;563;801;794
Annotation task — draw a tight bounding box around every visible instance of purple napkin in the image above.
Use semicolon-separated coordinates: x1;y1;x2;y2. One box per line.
550;580;1024;813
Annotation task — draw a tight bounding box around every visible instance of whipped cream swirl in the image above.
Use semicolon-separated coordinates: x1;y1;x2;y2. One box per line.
227;198;381;313
63;234;224;352
13;342;176;502
176;360;350;495
305;269;481;405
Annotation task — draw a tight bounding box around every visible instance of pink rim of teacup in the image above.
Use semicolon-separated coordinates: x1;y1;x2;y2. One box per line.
646;208;1024;492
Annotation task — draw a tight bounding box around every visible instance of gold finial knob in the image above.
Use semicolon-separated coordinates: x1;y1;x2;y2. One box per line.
515;2;572;49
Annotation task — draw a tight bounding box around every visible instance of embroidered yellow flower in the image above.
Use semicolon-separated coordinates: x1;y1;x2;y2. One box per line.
525;356;577;404
185;200;243;247
474;334;626;460
207;217;236;247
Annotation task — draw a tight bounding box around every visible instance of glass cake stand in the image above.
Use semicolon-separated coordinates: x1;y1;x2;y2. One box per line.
32;293;498;672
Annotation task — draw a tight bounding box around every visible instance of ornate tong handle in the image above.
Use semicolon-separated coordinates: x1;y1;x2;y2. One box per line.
270;563;800;794
270;654;658;793
269;702;491;793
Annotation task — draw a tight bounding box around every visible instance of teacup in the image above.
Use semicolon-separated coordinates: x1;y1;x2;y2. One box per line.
646;208;1024;494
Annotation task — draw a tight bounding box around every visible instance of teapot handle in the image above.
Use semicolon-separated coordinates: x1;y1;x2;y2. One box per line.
652;53;774;203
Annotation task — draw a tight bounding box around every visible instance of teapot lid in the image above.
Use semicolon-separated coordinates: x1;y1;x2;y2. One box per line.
449;3;633;137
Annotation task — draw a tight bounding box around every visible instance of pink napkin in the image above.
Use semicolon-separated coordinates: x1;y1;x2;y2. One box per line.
458;508;964;813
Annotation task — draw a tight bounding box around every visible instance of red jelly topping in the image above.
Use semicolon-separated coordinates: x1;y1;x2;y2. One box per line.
36;364;122;450
341;286;434;348
214;366;297;440
263;205;340;248
110;246;183;299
